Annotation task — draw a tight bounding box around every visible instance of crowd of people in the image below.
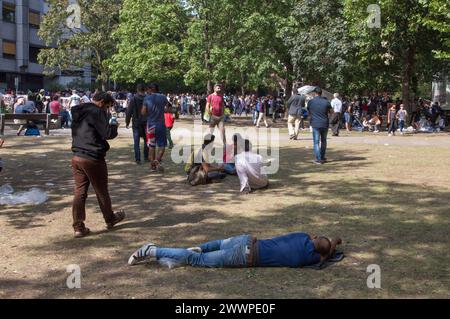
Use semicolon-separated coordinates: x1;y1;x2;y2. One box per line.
3;82;449;270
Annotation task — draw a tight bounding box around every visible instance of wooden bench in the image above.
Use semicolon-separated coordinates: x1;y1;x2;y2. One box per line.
0;113;61;136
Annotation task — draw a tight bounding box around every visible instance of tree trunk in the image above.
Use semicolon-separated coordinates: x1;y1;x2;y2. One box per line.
240;71;245;96
402;45;416;114
285;63;294;100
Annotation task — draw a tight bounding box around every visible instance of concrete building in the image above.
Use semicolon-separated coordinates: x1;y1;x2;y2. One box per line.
0;0;92;92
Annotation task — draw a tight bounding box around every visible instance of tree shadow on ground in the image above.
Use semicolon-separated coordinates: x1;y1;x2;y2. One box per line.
0;135;449;298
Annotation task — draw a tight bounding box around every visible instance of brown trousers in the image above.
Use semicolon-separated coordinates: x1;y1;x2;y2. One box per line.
71;156;115;231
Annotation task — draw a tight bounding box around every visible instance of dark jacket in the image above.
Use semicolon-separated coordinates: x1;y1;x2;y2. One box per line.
71;103;118;161
287;94;306;117
125;94;147;128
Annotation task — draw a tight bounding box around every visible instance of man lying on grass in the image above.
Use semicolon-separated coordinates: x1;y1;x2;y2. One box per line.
128;232;342;268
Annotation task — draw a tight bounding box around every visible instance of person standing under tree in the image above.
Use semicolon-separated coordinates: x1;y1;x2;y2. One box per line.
396;104;408;135
330;93;343;136
387;104;397;136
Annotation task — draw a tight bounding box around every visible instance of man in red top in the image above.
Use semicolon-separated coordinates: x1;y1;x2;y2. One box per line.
206;84;226;144
49;95;62;114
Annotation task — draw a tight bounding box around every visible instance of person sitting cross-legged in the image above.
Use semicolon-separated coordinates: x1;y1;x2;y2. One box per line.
128;232;342;268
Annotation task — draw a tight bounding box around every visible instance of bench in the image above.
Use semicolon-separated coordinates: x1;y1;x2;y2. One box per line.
0;113;61;136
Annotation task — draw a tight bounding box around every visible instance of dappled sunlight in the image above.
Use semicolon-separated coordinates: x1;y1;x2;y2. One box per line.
0;127;449;298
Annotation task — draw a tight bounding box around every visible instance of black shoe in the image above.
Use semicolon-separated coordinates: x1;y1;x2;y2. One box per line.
106;211;126;230
136;160;142;165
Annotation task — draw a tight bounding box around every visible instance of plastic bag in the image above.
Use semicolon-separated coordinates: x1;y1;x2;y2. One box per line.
203;111;211;122
0;184;48;205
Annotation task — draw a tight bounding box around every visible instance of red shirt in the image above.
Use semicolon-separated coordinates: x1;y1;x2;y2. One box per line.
164;113;174;128
208;94;224;117
50;101;62;114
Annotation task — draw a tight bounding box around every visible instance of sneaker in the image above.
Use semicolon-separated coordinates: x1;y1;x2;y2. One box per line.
313;160;323;165
106;211;126;230
74;228;91;239
128;242;157;266
136;160;142;165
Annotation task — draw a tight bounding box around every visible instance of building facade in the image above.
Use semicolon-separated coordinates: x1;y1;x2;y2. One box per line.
0;0;91;92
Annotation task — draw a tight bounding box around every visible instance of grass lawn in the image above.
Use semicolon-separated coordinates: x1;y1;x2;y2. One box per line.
0;119;449;298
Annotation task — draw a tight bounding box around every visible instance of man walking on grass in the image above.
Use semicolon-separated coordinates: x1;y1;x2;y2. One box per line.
142;83;169;173
307;87;333;165
206;84;227;145
126;84;149;165
71;91;126;238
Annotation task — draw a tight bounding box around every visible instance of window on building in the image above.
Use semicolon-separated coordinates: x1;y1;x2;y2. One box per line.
3;41;16;59
61;70;84;77
29;10;40;28
29;47;41;63
2;3;15;23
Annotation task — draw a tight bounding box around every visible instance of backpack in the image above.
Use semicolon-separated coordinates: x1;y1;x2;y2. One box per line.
24;123;40;136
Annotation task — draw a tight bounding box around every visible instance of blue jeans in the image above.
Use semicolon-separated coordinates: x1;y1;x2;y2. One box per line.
399;120;405;133
312;128;328;162
133;124;149;162
156;235;252;268
224;163;237;175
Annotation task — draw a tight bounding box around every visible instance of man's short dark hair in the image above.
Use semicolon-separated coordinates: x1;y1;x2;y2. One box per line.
136;83;146;93
148;83;159;92
92;91;115;105
314;87;322;95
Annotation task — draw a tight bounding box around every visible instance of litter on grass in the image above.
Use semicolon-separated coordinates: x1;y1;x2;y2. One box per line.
0;184;48;205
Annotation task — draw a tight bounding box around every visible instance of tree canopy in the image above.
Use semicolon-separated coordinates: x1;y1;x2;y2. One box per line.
39;0;449;100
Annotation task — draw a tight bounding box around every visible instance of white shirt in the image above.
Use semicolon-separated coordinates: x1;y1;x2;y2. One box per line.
331;98;342;113
235;152;269;192
80;95;90;104
69;94;81;107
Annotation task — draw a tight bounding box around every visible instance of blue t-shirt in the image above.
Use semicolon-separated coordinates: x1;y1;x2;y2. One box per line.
307;96;332;129
144;93;167;126
257;232;321;268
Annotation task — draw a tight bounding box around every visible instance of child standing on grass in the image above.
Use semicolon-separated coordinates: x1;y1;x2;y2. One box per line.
396;104;408;135
165;111;175;149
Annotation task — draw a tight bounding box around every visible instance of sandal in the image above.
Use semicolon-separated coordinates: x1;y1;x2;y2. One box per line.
74;228;91;239
106;211;126;230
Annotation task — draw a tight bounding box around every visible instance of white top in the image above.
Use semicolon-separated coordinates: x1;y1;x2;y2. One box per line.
331;98;342;113
69;94;81;108
235;152;269;192
80;95;90;104
397;109;407;121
